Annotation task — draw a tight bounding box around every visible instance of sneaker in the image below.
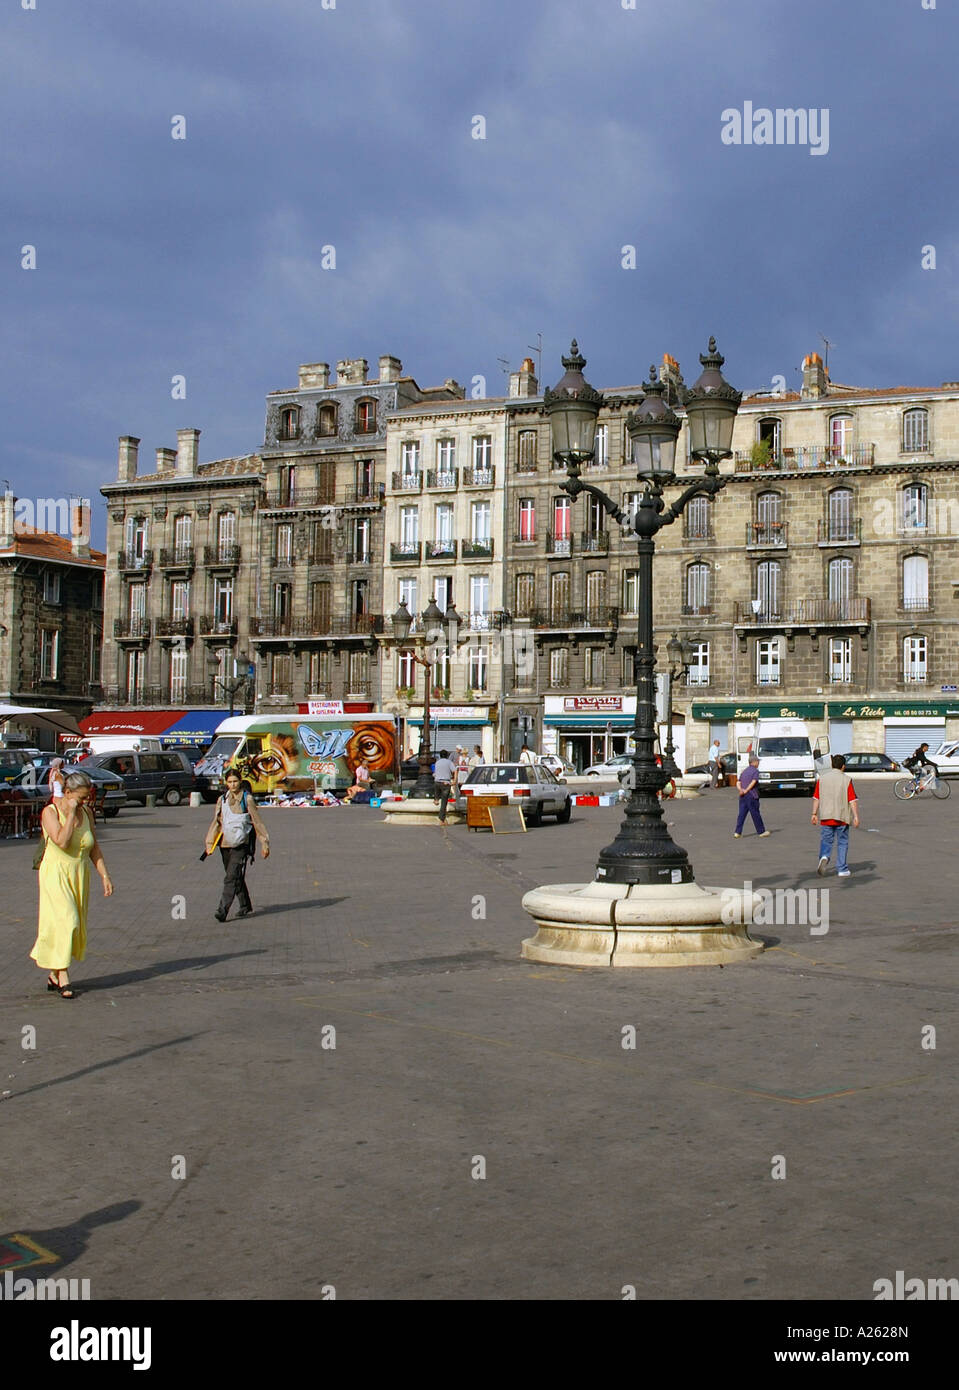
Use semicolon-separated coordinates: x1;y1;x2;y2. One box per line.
214;909;227;922
733;832;741;838
237;908;253;918
817;856;829;876
837;869;851;877
759;830;771;837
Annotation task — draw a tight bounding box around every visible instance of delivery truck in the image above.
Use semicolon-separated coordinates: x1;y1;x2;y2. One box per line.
195;713;399;799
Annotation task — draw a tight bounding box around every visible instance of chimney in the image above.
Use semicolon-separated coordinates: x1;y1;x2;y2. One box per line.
0;491;14;548
660;353;685;407
299;362;330;389
378;355;402;384
156;447;177;474
802;352;827;399
509;357;539;399
70;498;91;559
118;436;140;482
176;428;200;475
336;358;369;386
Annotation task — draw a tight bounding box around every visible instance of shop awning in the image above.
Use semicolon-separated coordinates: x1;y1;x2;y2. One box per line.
78;710;183;738
408;716;488;727
543;714;636;727
160;710;228;746
0;704;83;737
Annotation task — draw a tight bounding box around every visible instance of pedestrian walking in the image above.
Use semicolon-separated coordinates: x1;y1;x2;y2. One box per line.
204;768;270;921
812;753;859;877
708;738;724;788
432;749;456;823
733;754;770;838
519;743;536;766
30;771;114;999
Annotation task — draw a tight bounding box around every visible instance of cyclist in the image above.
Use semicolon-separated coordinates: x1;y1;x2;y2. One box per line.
903;743;936;790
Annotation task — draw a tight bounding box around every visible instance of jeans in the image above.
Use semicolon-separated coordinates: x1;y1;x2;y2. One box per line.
819;822;849;872
435;781;452;821
218;845;252;915
735;795;766;835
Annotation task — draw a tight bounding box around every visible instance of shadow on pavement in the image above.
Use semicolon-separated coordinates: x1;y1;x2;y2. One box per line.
77;951;267;991
3;1036;199;1101
251;896;349;918
2;1200;141;1281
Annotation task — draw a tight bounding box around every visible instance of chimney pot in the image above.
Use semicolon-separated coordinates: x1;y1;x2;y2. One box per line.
0;491;15;549
378;355;403;383
118;436;140;482
156;447;177;474
70;498;91;558
299;362;330;389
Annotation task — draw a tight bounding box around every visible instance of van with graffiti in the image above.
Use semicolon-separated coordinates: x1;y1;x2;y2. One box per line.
195;714;399;799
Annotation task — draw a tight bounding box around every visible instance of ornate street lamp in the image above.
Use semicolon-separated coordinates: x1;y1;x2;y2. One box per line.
391;596;455;799
208;647;251;717
661;631;696;783
547;338;741;886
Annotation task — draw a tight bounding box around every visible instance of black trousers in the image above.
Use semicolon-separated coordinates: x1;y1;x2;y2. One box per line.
218;845;252;915
435;781;452;821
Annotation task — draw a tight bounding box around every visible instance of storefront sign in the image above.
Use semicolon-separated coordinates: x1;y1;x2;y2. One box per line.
430;706;489;719
308;700;344;716
562;696;624;713
691;702;825;720
826;701;955;718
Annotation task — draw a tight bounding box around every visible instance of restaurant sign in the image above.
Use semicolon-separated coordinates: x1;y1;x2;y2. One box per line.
691;702;825;720
562;696;624;713
825;701;956;718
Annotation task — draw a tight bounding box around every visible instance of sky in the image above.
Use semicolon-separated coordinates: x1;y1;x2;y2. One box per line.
2;0;957;546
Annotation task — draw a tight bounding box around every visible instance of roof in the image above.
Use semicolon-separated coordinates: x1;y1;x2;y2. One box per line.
742;383;959;405
104;455;263;487
0;529;105;568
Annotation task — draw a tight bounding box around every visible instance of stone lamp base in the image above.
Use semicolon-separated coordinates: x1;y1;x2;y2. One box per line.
382;798;465;827
521;880;763;968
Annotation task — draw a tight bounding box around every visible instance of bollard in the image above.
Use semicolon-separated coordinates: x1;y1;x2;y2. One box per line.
189;791;203;808
145;793;157;808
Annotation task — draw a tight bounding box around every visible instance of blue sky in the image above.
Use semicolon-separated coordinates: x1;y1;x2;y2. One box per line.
3;0;956;544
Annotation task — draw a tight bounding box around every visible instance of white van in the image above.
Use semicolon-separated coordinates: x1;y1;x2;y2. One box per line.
737;719;829;795
74;734;165;757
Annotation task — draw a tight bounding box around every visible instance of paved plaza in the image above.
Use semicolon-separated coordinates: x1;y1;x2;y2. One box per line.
1;784;956;1301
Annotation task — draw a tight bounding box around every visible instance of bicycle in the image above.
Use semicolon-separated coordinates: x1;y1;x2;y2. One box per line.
894;767;951;800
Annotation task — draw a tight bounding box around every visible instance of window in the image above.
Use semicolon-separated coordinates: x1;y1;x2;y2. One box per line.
468;645;488;691
470;574;490;629
217;512;236;559
903;554;929;611
433;642;451;690
585;647;606;686
309;650;333;693
400;506;419;549
397;649;415;690
273;583;292;623
355;458;374;498
517;430;537;471
129;583;146;630
353;517;371;562
593;424;609;467
685;495;710;540
686;641;709;687
433;576;453;613
471;501;491;542
827;488;853;541
311;581;331;629
398;577;417;615
685;563;710;615
436;439;456;475
553;496;571;553
42;570;61;603
621;647;637;685
585;497;605;541
277;465;296;504
756;490;782;532
400;441;420;479
586;571;607;622
318;403;338;437
756;561;781;618
549;648;569;688
280;406;300;440
352;579;369;618
829;637;852;684
830;414;853;455
40;629;59;679
828;557;853;607
756;638;781;686
515;573;535;617
550;571;570;621
213;577;233;624
312;519;333;561
472;436;492;474
275;523;293;563
904;635;927;683
92;581;103;610
623;570;640;614
171;580;190;620
348;650;370;692
170;646;188;703
126;649;144;700
901;483;928;530
902;408;929;453
271;651;292;694
518;499;535;541
434;504;454;545
126;516;148;563
355;399;377;434
89;628;102;683
174;514;192;556
758;417;782;455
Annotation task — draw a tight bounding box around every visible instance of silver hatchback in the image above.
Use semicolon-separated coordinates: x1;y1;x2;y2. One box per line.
459;762;572;825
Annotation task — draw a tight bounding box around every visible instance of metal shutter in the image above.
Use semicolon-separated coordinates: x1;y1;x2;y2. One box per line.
884;724;943;762
828;719;854;755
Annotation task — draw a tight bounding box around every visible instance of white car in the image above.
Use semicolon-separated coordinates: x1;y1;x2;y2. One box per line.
460;762;572;824
929;741;959;776
583;754;634;778
536;754;573;779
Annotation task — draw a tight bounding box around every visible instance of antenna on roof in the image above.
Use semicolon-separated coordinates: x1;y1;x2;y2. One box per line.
818;333;835;377
527;333;543;380
497;356;511;380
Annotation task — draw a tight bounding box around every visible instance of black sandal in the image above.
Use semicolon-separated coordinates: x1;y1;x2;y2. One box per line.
56;984;76;999
46;974;59;992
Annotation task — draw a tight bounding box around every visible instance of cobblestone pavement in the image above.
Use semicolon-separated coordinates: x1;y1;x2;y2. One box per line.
1;787;956;1300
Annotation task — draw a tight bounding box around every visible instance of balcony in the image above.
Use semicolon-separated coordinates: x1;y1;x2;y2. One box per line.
463;466;495;488
347;551;372;566
269;552;296;567
114;617;150;640
390;542;421;562
425;540;457;561
818;519;862;546
901;597;931;612
426;469;458;490
154;617;195;639
461;539;494;559
345;680;373;697
734;597;871;626
529;607;619;631
117;549;153;574
308;549;335;566
158;547;195;570
260;488;334;510
198;615;238;638
734;443;875;473
344;485;383;506
580;531;609;554
515;459;538;475
391;471;422;493
682;603;713;616
202;544;241;567
513;531;537;545
746;522;788;548
545;531;573;556
252;615;384;638
683;523;714;543
266;682;294;698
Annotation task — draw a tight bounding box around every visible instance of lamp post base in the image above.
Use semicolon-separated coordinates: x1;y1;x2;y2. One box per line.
382;798;464;826
521;880;764;968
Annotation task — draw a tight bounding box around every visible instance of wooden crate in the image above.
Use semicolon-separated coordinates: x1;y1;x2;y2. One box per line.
466;793;507;830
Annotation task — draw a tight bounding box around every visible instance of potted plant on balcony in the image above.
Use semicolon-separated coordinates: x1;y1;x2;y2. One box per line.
750;439;772;470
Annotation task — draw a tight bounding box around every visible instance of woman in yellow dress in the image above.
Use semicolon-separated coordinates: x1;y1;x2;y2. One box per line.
30;771;114;998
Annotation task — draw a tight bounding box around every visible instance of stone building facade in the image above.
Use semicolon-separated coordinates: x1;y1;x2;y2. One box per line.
0;494;105;745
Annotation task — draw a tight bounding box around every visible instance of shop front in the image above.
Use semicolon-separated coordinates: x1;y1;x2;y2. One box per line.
406;704;497;762
543;695;637;773
690;701;827;768
691;698;959;763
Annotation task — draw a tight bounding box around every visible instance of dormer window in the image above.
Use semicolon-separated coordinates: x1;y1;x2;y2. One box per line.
317;403;338;437
355;399;377;434
279;406;300;441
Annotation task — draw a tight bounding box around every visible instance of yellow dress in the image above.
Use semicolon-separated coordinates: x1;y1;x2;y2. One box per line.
30;805;94;970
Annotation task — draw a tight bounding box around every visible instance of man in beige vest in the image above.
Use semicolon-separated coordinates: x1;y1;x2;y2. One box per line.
811;753;859;877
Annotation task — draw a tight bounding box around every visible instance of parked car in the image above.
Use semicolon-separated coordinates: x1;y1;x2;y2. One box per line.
13;762;128;817
0;747;43;784
840;753;902;775
536;754;574;779
83;749;196;806
684;753;738;780
928;741;959;776
584;754;634;778
459;762;571;824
